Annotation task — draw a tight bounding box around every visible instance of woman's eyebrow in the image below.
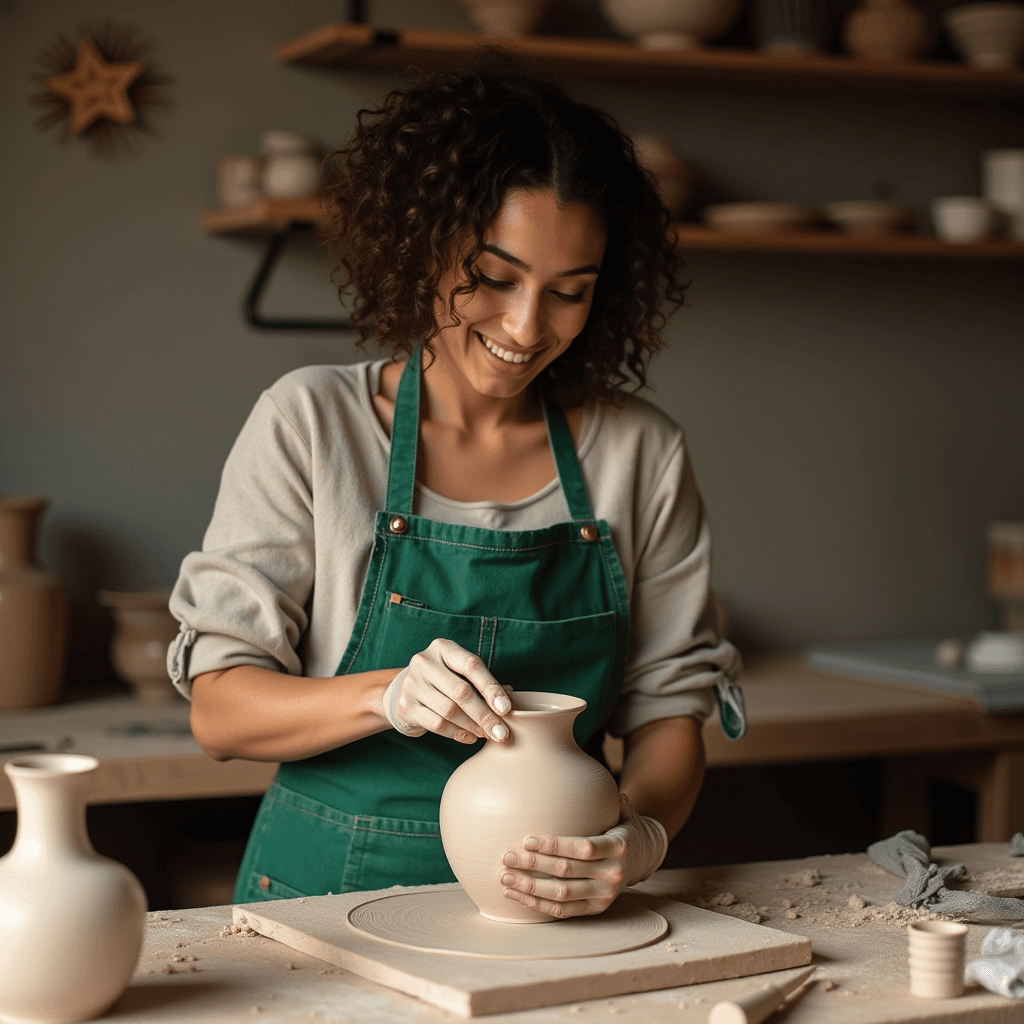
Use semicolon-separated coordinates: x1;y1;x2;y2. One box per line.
482;244;600;277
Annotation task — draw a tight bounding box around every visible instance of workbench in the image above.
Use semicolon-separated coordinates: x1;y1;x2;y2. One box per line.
4;656;1024;842
114;843;1024;1023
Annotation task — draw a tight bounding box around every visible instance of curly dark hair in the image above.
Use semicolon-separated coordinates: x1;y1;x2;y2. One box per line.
320;54;689;405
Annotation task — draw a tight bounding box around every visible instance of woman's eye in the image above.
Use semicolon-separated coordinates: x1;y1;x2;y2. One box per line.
478;273;512;291
554;291;587;305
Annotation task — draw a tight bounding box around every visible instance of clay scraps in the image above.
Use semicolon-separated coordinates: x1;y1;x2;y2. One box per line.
868;830;1024;918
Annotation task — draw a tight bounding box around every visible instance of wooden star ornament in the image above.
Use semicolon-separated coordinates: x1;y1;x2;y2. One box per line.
44;35;144;135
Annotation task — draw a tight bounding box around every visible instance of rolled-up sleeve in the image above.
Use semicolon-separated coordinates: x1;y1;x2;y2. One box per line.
167;391;315;698
609;431;742;736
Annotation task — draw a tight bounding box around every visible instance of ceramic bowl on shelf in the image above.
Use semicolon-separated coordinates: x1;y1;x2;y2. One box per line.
460;0;552;35
600;0;744;49
931;195;996;242
943;2;1024;69
823;200;916;235
703;201;822;232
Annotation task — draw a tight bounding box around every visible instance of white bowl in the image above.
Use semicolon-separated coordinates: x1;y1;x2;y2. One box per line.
601;0;744;49
704;201;821;232
824;200;916;235
460;0;552;35
931;195;995;242
943;2;1024;69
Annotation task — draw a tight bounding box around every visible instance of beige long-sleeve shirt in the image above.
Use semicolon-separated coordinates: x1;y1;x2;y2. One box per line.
167;359;740;736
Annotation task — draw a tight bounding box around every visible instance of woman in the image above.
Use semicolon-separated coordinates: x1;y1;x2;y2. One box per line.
168;60;744;919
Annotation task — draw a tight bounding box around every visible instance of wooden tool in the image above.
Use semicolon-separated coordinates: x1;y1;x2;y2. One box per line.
708;967;815;1024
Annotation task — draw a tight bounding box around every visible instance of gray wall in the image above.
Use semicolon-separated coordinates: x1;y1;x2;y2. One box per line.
2;0;1021;686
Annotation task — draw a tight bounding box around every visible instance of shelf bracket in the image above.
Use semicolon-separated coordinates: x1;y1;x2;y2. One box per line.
243;222;353;332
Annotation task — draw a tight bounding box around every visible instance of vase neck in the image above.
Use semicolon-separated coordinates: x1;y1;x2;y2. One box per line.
6;759;96;860
0;500;44;571
499;707;581;756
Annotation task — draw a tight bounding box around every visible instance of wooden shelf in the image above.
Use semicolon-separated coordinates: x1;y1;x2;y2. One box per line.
202;203;1024;258
277;23;1024;97
200;197;323;234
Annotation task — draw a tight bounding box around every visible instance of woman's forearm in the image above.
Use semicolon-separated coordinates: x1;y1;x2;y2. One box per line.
190;665;399;763
619;715;706;840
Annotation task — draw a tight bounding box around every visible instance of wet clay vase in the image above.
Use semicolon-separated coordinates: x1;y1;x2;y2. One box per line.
843;0;936;61
439;692;620;923
0;496;67;709
0;755;147;1023
97;588;181;703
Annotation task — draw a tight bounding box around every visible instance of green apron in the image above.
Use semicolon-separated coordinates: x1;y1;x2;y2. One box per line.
232;348;632;902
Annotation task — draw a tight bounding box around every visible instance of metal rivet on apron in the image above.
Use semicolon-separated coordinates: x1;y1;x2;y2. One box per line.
259;875;271;890
389;516;409;535
580;525;599;542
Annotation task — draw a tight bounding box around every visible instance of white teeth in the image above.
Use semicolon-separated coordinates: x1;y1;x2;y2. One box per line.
479;333;533;364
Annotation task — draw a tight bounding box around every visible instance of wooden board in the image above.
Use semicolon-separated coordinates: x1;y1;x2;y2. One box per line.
234;883;811;1017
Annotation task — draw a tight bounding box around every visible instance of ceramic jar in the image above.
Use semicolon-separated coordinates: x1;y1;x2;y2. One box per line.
843;0;936;61
460;0;553;35
943;2;1024;69
907;920;968;999
632;134;698;219
601;0;744;50
97;588;181;703
0;496;67;709
931;195;995;242
440;692;620;923
260;130;321;200
0;755;147;1023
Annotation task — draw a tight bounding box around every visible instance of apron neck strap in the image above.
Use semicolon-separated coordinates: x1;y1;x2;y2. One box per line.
385;346;595;522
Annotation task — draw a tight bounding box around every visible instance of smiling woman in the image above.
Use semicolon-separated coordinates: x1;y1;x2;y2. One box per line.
168;57;743;919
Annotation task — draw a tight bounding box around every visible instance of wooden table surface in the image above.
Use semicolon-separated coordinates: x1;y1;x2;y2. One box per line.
111;843;1024;1023
5;657;1024;839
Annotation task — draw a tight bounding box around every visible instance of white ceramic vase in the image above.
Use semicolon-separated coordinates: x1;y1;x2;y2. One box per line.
439;692;620;923
601;0;744;50
0;755;147;1023
943;2;1024;69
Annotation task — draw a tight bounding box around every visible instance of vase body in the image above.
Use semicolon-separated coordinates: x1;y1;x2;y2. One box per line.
439;692;620;923
0;755;147;1023
843;0;936;61
601;0;744;49
97;589;180;703
752;0;830;54
0;497;67;709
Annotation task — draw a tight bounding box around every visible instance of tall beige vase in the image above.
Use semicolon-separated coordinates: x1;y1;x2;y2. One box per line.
0;496;67;709
843;0;936;61
439;692;620;923
0;755;147;1023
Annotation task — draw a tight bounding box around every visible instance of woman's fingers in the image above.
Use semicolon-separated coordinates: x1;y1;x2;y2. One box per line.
430;639;511;739
500;885;613;920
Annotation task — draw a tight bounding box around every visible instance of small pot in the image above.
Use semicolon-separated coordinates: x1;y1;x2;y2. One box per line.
460;0;552;35
943;2;1024;69
931;195;995;243
824;200;916;234
601;0;744;50
97;588;181;703
632;135;698;218
843;0;936;62
752;0;831;55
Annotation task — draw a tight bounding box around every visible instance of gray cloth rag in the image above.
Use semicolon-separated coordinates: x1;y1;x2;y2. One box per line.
867;830;1024;918
1011;833;1024;857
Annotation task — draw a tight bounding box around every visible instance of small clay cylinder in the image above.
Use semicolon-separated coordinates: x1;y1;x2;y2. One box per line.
987;522;1024;601
907;920;967;999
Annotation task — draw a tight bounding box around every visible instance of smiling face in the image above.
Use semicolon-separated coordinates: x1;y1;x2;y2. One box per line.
431;189;607;403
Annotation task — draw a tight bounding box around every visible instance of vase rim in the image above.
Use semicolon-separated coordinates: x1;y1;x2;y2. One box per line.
4;754;99;778
509;691;587;715
0;495;49;512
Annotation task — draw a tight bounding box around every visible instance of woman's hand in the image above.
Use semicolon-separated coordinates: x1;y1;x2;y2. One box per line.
498;794;668;919
381;638;512;744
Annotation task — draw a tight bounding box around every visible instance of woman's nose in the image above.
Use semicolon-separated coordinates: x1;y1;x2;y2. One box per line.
502;290;544;349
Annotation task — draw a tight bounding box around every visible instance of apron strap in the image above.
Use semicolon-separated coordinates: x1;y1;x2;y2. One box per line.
385;346;595;522
543;397;595;523
385;346;422;516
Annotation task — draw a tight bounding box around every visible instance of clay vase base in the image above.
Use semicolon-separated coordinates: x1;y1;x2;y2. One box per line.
346;888;668;960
